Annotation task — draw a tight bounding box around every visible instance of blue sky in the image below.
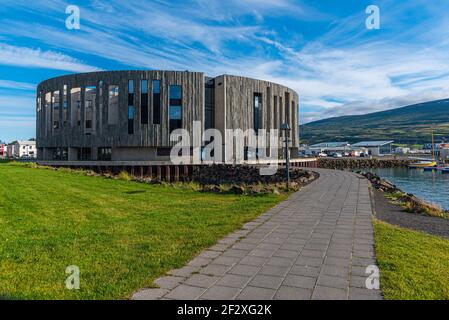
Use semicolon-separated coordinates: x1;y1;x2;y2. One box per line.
1;0;449;142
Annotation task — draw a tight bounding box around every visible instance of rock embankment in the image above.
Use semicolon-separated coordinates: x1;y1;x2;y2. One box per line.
358;171;448;218
190;164;318;194
318;158;410;170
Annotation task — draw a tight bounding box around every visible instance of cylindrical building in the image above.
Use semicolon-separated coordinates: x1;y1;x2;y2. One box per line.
36;70;299;162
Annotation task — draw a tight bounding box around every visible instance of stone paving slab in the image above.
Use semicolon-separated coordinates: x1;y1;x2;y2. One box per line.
132;169;383;300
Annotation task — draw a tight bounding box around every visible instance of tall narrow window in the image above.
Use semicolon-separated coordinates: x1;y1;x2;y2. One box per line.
52;91;60;130
152;80;161;125
205;79;215;130
169;85;182;132
70;88;81;127
45;92;51;134
85;86;96;132
273;95;278;129
108;85;119;125
279;96;283;128
63;85;68;126
253;92;262;133
141;80;148;124
128;80;134;134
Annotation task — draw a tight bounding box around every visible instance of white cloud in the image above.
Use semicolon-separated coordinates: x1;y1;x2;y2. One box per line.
0;43;101;72
0;79;35;90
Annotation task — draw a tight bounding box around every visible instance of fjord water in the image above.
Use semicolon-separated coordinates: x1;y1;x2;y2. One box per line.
363;167;449;210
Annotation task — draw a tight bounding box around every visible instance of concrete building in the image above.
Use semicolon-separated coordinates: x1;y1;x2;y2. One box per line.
352;141;394;156
8;140;37;159
36;70;300;162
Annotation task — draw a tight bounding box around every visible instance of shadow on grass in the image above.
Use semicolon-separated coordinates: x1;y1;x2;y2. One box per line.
124;190;147;195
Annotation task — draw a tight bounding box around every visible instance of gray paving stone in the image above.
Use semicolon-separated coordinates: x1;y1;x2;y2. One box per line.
165;285;206;300
290;265;320;277
249;275;284;289
200;264;230;276
283;274;316;289
213;256;241;266
240;256;267;266
216;274;251;288
236;286;276;300
168;266;199;277
274;286;312;300
228;264;261;276
184;274;220;288
132;288;169;300
349;287;383;300
317;274;348;290
154;276;185;290
258;265;290;277
222;249;250;258
201;285;241;300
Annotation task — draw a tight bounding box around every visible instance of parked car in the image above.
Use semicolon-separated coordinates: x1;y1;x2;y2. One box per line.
318;152;328;157
332;153;343;158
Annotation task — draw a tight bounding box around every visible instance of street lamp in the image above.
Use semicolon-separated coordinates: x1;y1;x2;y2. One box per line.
281;123;291;190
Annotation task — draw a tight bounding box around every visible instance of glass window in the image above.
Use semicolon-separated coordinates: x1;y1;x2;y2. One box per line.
128;80;134;94
85;86;96;132
169;85;182;132
108;85;119;125
70;88;81;127
141;80;148;124
152;80;161;125
205;79;215;130
253;92;262;133
128;106;134;134
52;91;60;130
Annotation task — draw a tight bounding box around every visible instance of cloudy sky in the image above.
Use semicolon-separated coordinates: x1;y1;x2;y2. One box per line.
1;0;449;142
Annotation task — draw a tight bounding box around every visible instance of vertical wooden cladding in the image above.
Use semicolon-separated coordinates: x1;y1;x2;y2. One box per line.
221;75;299;148
36;71;205;149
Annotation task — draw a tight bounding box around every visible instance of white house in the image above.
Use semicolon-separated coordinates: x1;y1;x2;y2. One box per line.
352;141;394;156
11;140;37;159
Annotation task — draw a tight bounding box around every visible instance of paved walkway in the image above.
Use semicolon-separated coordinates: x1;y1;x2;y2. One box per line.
133;169;382;300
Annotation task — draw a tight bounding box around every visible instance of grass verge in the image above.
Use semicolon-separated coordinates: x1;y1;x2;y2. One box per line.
0;163;286;299
374;220;449;300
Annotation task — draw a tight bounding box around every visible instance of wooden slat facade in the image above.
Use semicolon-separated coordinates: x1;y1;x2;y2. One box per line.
36;70;299;161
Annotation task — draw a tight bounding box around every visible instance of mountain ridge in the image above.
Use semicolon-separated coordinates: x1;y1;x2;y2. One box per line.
300;99;449;145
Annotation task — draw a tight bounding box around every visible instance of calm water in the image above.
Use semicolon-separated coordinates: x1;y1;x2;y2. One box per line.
362;168;449;210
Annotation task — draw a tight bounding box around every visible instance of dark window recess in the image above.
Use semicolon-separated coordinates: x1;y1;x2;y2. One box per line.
141;80;148;124
52;148;68;161
85;120;92;129
156;148;172;157
128;106;134;134
169;85;182;133
53;121;59;129
77;148;91;161
98;147;112;161
152;80;161;125
128;80;135;134
253;92;262;133
205;79;215;130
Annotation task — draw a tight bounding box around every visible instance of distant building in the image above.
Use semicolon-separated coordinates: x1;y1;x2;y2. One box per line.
439;143;449;161
0;144;7;159
394;147;410;155
306;141;367;157
352;141;394;156
9;140;37;159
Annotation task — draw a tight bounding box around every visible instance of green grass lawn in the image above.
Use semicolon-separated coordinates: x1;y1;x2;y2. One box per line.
0;163;285;300
374;220;449;300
